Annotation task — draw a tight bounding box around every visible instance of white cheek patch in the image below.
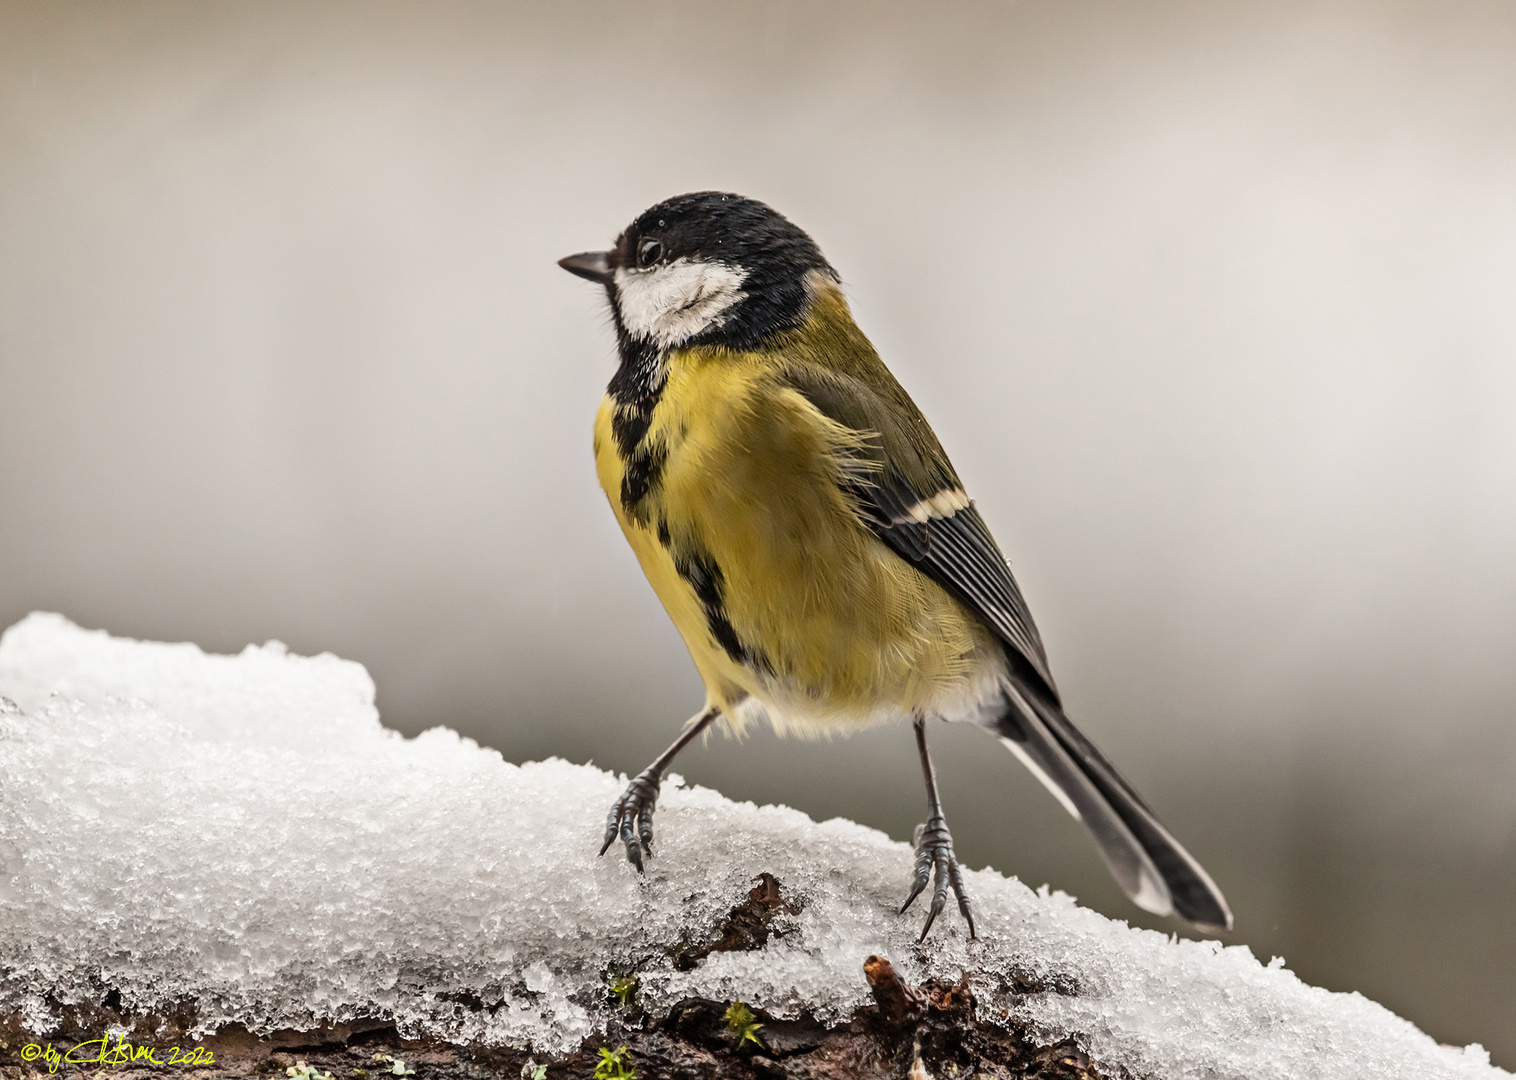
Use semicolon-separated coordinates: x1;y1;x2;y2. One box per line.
613;259;748;349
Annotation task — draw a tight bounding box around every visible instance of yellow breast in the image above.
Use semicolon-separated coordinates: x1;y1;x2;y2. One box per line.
593;348;996;737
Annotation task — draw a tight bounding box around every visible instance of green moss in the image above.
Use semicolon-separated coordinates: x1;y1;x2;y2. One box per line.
607;974;638;1008
723;1000;764;1048
592;1046;635;1080
286;1063;335;1080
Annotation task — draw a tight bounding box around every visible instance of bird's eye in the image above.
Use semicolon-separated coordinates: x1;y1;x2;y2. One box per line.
637;238;664;268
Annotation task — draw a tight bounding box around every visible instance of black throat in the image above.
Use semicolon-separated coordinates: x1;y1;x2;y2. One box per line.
606;317;663;450
605;324;667;523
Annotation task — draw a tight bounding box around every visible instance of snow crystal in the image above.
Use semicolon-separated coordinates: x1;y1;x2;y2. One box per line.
0;613;1506;1077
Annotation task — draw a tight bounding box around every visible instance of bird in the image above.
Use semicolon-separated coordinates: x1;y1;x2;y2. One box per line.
558;191;1232;940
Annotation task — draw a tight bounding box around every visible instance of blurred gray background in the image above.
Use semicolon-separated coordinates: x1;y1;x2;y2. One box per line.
2;0;1513;1062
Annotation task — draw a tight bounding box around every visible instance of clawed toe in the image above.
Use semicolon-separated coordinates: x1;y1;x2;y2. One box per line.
900;813;976;942
600;768;661;872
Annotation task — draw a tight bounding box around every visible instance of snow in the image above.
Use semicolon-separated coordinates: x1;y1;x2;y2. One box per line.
0;612;1506;1078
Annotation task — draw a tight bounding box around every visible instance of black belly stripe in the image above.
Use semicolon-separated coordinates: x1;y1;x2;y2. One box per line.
605;340;766;672
620;441;667;522
611;402;654;460
673;546;772;674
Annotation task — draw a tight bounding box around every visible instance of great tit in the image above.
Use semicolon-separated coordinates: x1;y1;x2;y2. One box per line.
559;192;1232;939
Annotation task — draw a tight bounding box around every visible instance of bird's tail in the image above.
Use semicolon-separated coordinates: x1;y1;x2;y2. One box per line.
986;684;1233;933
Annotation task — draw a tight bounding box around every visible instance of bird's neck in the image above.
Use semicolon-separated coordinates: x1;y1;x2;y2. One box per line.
604;273;871;453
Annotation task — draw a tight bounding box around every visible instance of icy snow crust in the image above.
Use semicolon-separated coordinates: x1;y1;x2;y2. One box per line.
0;614;1504;1078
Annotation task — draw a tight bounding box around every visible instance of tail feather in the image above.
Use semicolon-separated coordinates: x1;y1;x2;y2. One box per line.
990;686;1233;934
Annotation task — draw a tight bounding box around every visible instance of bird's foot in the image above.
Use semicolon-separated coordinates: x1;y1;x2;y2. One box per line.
599;767;661;872
900;810;976;942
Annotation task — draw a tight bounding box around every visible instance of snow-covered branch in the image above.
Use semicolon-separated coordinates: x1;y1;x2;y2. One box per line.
0;615;1504;1080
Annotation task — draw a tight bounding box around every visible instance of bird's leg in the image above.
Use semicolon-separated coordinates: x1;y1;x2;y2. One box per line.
900;716;977;941
599;706;720;872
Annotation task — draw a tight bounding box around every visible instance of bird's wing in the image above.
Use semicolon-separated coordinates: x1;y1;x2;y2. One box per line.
784;363;1233;932
780;364;1058;698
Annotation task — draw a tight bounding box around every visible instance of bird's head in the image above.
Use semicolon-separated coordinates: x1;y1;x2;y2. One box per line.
559;192;837;353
